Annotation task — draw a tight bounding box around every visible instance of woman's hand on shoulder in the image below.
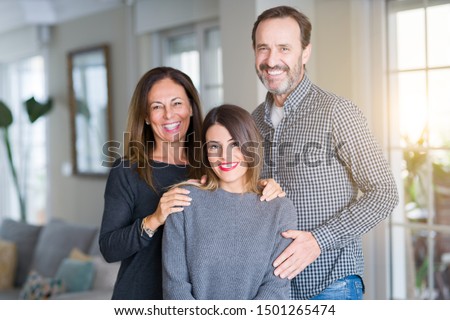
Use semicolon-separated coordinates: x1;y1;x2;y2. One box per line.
259;178;286;202
152;187;192;227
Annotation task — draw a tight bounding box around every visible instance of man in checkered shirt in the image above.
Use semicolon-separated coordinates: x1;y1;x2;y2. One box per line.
251;6;399;300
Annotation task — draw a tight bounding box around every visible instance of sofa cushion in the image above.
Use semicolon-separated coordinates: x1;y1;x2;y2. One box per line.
19;270;65;300
0;288;22;300
55;258;95;292
31;219;97;278
0;239;17;289
0;218;42;287
69;246;119;291
88;230;101;256
91;255;119;291
51;289;112;300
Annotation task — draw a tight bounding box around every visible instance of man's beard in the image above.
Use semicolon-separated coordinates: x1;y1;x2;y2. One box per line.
256;62;303;96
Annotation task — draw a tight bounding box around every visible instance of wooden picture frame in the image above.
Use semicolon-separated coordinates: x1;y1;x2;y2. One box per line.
68;44;113;176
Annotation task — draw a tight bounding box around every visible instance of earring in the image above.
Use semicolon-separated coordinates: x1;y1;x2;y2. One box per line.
145;121;149;125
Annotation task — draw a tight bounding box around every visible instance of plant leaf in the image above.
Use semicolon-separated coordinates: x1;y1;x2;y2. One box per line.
25;96;53;123
0;100;13;128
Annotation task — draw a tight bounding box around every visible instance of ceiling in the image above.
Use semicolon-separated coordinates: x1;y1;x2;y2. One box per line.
0;0;128;36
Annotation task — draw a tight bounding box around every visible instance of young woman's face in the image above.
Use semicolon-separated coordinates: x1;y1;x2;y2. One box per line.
206;124;248;193
146;78;192;146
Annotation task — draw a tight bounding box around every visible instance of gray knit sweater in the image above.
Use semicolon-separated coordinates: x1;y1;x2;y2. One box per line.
162;186;297;300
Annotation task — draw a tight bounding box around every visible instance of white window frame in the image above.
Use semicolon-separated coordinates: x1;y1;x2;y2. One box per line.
387;0;450;300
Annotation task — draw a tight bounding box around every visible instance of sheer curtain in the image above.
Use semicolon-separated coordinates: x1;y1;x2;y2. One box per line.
0;56;47;223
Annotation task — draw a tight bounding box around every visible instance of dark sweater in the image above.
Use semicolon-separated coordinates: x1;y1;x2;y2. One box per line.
162;186;297;300
99;159;188;299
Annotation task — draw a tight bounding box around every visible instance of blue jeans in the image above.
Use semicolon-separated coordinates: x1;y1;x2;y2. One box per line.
309;275;364;300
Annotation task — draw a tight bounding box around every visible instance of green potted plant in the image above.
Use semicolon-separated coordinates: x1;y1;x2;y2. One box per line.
0;97;52;222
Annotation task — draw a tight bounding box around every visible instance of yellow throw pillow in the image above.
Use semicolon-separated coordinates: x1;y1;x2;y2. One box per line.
68;247;92;262
0;239;17;289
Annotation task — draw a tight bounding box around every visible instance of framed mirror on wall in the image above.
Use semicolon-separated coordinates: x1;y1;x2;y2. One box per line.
68;44;113;176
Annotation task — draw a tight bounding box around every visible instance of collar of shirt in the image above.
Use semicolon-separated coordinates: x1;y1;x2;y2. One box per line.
263;74;312;125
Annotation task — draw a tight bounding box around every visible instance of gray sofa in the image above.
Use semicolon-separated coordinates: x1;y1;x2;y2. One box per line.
0;218;119;300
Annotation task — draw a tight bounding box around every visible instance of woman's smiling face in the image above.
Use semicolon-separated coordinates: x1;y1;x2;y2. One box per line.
206;123;248;193
146;78;192;146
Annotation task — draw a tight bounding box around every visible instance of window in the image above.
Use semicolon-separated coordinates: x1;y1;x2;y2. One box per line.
160;20;223;113
0;56;47;224
388;0;450;299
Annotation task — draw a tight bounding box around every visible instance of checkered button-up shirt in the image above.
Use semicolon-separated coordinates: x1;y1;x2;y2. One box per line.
252;75;399;300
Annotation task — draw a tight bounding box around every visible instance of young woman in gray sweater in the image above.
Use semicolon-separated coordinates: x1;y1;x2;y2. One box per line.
162;104;297;300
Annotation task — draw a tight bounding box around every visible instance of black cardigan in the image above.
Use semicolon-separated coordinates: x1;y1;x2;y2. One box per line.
99;159;188;299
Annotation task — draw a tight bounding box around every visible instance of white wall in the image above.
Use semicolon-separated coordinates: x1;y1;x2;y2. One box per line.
0;27;40;63
46;7;130;226
135;0;219;34
219;0;258;110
